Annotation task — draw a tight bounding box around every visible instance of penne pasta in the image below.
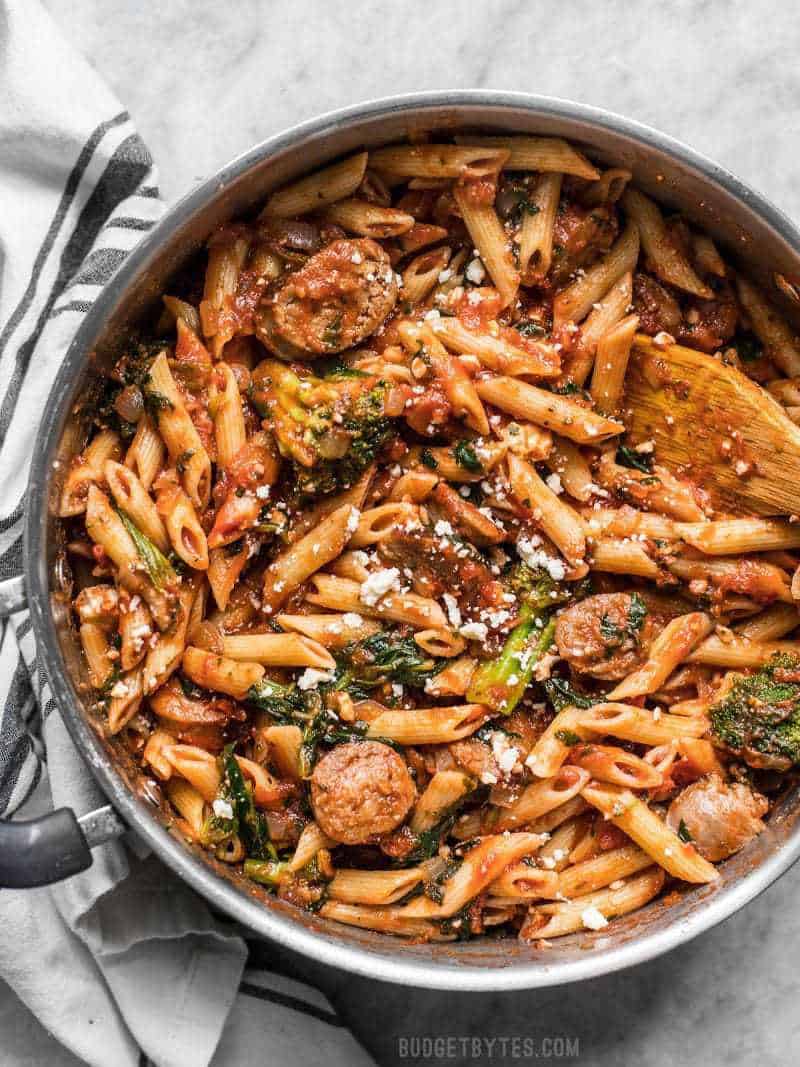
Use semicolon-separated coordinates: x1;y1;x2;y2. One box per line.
453;184;519;307
476;376;624;445
261;152;368;218
621;188;712;298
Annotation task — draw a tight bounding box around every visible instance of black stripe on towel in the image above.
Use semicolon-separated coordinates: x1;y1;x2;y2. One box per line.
239;980;344;1027
0;111;129;363
50;300;94;319
106;216;155;231
0;132;154;446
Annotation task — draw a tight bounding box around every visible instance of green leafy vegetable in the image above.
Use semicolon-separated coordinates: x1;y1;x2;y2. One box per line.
420;448;439;469
731;332;763;363
243;859;290;886
116;509;176;589
543;676;597;712
335;631;438;695
246;677;308;721
555;729;581;746
452;440;483;473
220;744;276;860
515;320;548;339
616;443;654;473
467;605;556;714
709;653;800;767
677;819;693;843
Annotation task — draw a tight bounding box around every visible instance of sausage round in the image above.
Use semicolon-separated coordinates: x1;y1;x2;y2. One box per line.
667;773;767;861
269;238;398;356
310;740;416;844
554;592;658;680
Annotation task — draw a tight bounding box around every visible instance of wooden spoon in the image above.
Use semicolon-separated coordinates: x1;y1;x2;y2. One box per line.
624;335;800;516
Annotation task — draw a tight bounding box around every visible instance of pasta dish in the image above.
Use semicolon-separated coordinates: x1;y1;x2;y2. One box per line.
60;135;800;943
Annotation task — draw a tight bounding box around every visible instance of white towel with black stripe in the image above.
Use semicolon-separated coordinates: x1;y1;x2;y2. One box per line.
0;4;373;1066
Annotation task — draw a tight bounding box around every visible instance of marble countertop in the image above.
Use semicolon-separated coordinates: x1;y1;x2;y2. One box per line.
10;1;799;1064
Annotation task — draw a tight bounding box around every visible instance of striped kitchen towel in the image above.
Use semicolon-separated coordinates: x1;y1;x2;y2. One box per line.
0;3;372;1066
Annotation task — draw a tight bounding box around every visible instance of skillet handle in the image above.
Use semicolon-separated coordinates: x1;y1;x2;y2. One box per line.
0;574;129;887
0;804;127;888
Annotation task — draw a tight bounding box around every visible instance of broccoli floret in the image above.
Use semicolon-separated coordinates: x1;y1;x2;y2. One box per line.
505;561;579;612
251;360;393;496
709;654;800;767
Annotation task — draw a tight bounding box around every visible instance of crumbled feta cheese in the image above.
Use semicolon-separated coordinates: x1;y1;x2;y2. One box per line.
459;621;489;641
545;472;563;495
342;612;364;627
212;799;234;820
297;667;336;691
346;507;361;535
480;771;498;785
581;906;609;930
255;484;271;500
359;568;401;606
540;855;557;870
391;683;403;699
489;731;521;775
443;593;462;629
465;258;486;284
423;308;441;321
109;681;129;699
434;519;454;537
516;536;567;580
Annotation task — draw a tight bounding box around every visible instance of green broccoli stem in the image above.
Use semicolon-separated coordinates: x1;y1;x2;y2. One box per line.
466;605;555;714
243;859;290;886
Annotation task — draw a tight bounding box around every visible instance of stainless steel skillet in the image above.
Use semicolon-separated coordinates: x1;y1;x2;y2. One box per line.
3;91;800;991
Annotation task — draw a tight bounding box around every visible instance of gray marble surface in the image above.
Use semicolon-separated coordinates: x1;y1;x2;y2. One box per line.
8;0;800;1064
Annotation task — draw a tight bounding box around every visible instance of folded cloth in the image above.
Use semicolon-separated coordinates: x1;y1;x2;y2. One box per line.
0;3;371;1065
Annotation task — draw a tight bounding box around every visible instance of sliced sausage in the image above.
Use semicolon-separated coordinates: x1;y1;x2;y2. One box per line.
548;202;618;286
667;773;767;861
268;238;398;356
310;740;416;844
633;272;682;337
555;591;661;680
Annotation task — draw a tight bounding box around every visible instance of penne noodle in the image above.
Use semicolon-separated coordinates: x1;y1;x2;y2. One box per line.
568;273;633;386
621;188;712;298
735;274;800;377
569;743;663;789
553;222;639;326
557;844;654;899
453;185;519;308
431;316;560;379
276;611;381;649
306;573;448;629
488;766;591;832
590;313;639;413
545;438;595;502
288;822;336;872
125;415;166;491
580;168;632;207
454;135;599;180
606;613;714;700
582;782;718;883
411;770;474;833
519;172;562;279
59;429;121;516
318;901;453;941
144;351;212;509
520;868;665;940
396;832;547;918
369;143;509;180
489;864;560;901
181;646;264;700
476;376;623;445
262;504;360;615
675;517;800;555
323;198;415;238
328;868;426;906
365;703;488;745
211;363;247;469
221;632;335;670
507;453;586;563
402;246;451;305
348;503;422;548
261;151;368;218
